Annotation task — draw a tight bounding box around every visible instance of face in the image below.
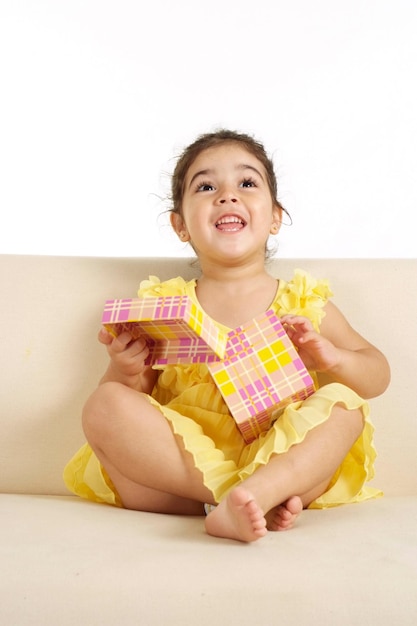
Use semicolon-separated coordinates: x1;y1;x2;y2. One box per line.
171;143;282;265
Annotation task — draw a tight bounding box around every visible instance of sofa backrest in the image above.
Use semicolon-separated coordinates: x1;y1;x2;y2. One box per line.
0;255;416;497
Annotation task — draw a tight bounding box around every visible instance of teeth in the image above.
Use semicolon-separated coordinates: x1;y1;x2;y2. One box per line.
216;216;244;225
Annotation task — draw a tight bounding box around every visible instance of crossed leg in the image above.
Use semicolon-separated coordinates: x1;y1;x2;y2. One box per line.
82;382;215;514
205;404;363;541
83;383;364;542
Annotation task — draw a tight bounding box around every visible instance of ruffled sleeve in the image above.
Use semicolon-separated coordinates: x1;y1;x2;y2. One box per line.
137;275;189;298
275;269;333;331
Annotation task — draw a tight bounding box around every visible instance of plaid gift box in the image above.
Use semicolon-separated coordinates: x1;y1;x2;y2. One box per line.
102;297;315;442
208;309;316;443
102;295;226;365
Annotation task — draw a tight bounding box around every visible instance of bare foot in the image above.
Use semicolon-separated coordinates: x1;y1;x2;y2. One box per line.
204;486;267;542
266;495;303;531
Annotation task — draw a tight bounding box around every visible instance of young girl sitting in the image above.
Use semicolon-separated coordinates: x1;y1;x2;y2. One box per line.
64;129;390;542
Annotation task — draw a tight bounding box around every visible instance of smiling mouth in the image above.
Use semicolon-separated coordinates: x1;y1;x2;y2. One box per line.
215;215;246;231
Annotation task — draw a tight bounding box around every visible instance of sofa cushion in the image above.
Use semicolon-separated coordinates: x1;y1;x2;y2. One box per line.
1;494;416;625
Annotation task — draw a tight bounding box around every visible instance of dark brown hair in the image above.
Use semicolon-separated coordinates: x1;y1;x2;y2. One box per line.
170;129;289;219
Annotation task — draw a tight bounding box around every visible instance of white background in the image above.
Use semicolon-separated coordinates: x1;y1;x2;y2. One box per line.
1;0;416;258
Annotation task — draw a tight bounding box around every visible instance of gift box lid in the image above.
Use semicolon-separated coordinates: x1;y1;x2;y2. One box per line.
102;295;226;365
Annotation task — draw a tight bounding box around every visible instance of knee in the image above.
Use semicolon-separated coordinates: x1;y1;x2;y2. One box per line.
335;403;365;440
82;382;152;444
82;382;126;441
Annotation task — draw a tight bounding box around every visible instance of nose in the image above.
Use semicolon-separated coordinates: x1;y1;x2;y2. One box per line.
217;188;238;204
219;197;237;204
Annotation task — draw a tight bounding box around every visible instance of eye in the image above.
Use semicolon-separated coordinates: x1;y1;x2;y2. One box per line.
240;177;257;188
196;181;215;192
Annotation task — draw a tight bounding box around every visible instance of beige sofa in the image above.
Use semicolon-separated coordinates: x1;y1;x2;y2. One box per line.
1;255;416;625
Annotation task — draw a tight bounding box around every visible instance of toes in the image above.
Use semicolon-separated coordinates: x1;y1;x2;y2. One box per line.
205;488;267;542
285;495;304;516
267;497;303;532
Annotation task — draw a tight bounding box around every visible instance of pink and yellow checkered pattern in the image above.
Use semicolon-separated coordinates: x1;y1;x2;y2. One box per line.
208;309;315;443
102;295;226;365
102;297;315;442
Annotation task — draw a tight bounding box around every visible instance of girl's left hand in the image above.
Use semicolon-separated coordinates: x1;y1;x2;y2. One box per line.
280;314;341;373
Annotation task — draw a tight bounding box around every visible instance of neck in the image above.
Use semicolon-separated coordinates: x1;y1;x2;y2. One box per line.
194;258;278;328
197;257;270;287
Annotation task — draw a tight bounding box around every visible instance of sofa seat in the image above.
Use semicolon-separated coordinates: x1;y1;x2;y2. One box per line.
2;494;417;625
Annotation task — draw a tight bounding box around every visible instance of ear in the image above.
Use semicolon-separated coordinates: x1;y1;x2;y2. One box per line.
170;212;190;242
270;205;283;235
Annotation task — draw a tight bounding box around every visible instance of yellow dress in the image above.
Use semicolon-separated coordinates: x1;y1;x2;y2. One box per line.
63;270;382;509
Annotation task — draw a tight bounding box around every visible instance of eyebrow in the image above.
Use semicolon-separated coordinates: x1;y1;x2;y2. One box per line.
188;169;213;189
187;164;265;190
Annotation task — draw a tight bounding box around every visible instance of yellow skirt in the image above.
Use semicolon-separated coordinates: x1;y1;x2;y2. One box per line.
63;382;382;509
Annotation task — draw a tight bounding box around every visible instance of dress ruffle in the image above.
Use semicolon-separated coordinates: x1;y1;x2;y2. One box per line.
63;443;122;507
63;270;382;508
151;382;381;506
273;269;333;331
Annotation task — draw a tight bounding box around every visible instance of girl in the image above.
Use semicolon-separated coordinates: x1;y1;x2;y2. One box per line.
64;130;390;543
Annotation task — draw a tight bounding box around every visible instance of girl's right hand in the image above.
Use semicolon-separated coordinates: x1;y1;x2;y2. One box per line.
98;327;152;388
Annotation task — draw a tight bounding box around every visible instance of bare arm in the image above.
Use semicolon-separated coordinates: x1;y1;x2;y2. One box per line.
98;328;159;394
281;302;391;399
